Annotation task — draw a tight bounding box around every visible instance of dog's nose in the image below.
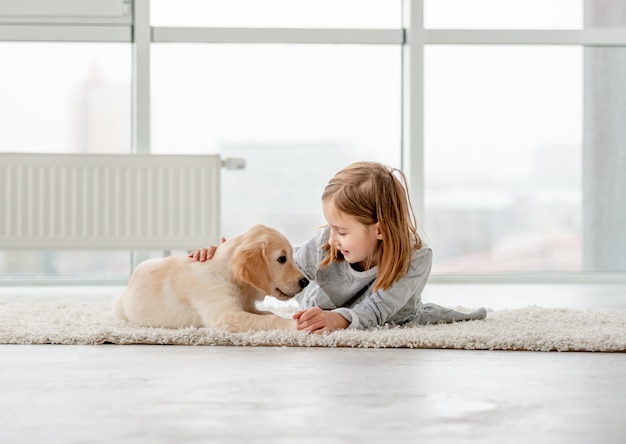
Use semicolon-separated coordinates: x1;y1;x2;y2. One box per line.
299;277;309;289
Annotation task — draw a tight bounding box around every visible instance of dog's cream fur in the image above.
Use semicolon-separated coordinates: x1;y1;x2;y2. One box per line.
112;224;308;332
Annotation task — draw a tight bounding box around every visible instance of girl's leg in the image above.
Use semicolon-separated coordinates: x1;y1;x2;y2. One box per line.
413;303;487;325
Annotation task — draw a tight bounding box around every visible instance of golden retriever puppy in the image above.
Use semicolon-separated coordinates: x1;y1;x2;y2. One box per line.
112;224;309;332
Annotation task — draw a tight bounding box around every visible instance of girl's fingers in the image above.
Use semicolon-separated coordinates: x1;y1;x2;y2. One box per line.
292;310;306;320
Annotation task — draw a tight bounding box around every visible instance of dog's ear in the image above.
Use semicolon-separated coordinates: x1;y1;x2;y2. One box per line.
231;237;272;293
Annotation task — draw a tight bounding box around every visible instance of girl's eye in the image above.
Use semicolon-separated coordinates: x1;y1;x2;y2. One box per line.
277;256;287;264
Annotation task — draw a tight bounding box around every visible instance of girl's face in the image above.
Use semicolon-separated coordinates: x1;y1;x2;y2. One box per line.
322;200;382;271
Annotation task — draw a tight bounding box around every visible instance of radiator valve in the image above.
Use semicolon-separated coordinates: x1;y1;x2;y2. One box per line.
221;157;246;170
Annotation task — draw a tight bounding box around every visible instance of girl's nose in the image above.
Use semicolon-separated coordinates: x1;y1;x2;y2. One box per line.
328;232;339;248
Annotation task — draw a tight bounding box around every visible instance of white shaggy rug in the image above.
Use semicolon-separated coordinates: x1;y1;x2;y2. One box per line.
1;297;625;352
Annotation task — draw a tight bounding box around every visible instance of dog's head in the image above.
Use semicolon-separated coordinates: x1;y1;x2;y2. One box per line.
231;224;309;300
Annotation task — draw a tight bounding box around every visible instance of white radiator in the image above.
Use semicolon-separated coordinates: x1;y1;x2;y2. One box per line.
0;153;235;250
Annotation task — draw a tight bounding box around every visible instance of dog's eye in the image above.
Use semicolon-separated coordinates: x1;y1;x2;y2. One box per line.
277;256;287;264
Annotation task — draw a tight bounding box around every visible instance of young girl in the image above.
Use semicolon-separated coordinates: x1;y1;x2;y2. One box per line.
192;161;486;334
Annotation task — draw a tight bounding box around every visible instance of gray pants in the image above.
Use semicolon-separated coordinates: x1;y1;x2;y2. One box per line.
412;303;487;325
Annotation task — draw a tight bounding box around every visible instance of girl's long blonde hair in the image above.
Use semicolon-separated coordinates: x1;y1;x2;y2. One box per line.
320;161;423;292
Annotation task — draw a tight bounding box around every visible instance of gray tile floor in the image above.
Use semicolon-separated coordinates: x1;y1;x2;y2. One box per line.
1;283;626;444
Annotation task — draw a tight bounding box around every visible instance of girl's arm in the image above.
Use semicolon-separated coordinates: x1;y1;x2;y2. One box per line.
335;247;432;329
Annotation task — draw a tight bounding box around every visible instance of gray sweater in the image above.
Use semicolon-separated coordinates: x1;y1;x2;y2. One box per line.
294;227;432;329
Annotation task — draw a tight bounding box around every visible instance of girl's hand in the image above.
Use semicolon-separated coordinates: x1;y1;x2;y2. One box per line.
188;237;226;262
293;307;349;334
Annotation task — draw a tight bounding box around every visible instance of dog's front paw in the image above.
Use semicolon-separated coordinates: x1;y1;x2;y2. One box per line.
216;312;298;333
216;312;245;333
264;316;297;331
281;318;298;331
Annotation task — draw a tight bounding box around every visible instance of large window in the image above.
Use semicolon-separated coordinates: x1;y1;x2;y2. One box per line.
1;0;625;283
